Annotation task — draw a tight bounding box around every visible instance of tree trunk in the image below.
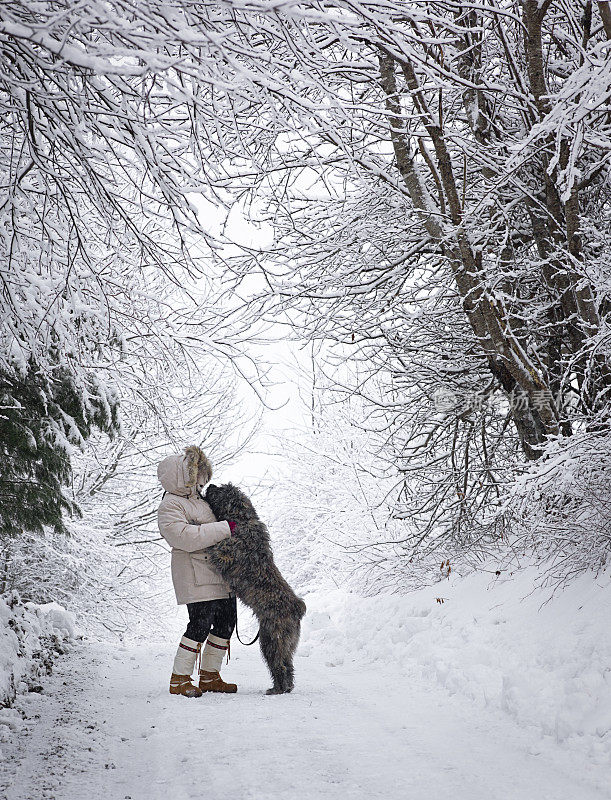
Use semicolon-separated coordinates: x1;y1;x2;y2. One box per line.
379;51;559;459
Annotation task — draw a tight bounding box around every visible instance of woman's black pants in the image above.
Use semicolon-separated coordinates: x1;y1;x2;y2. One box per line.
184;596;237;642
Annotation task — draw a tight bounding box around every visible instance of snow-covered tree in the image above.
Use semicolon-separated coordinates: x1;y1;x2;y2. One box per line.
0;0;273;543
3;0;611;585
0;354;119;537
207;1;611;567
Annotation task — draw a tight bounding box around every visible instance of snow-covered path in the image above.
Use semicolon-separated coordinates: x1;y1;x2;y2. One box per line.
1;636;608;800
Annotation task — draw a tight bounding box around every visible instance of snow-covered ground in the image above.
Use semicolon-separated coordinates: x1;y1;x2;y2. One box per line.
0;566;609;799
302;565;611;771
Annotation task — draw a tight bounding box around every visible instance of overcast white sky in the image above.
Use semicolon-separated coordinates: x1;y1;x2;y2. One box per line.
193;196;315;490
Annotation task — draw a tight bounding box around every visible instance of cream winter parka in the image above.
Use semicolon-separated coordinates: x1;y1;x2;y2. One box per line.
157;447;232;605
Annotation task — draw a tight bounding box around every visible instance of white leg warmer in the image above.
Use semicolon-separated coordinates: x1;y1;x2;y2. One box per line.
200;633;229;673
172;636;200;676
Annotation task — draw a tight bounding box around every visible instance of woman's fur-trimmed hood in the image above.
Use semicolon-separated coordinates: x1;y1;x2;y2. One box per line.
157;446;213;496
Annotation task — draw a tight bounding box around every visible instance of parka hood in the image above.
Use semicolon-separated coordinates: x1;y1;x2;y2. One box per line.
157;446;213;496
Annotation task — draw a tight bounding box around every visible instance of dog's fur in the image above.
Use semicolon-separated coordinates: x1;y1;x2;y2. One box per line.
204;483;306;694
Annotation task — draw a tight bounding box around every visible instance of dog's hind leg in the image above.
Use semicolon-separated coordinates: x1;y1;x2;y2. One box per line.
260;627;290;695
278;619;302;692
279;658;294;693
261;618;301;694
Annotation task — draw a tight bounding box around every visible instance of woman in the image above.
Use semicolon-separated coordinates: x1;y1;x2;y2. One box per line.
157;445;238;697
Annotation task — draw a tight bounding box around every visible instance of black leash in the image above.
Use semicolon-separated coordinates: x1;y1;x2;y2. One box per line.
235;612;260;646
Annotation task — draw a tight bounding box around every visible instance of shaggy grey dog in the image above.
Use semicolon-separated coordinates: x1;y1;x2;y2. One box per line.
204;483;306;695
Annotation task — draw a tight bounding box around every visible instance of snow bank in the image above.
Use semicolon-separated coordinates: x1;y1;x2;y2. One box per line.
0;592;75;709
300;566;611;765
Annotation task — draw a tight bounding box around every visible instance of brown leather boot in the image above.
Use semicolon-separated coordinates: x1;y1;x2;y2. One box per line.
199;670;238;693
170;673;203;697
